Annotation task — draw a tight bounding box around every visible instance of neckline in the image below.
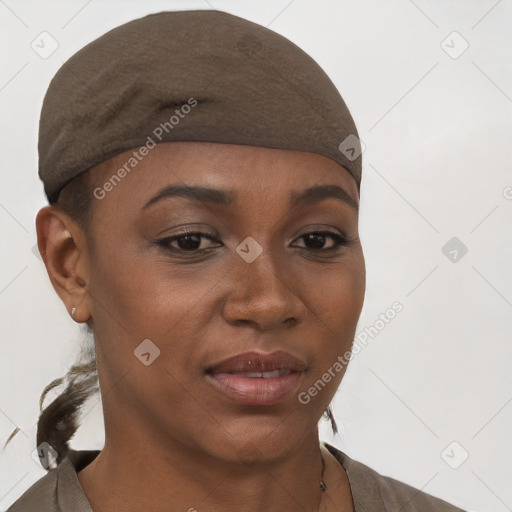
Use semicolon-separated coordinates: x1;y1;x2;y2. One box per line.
60;444;383;511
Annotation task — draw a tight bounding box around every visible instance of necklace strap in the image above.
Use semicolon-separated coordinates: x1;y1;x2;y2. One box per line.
319;450;327;491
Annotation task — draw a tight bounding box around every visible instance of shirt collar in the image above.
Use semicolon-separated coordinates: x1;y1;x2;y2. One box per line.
57;450;99;512
324;442;385;511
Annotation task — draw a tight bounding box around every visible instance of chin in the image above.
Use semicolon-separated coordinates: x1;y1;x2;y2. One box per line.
199;413;312;466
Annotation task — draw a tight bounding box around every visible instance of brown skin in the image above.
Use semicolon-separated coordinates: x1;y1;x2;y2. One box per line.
36;142;364;512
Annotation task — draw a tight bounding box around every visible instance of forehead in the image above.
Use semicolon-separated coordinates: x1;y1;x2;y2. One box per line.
89;141;358;213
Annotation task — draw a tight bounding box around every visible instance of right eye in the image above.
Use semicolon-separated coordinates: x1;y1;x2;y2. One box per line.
156;230;223;252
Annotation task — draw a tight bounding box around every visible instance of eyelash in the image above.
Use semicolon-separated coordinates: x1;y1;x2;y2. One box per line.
156;229;355;254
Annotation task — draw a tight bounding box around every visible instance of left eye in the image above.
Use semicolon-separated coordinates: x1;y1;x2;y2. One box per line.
292;231;350;251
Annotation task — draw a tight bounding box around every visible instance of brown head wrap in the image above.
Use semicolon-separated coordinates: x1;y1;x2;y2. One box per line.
38;9;362;204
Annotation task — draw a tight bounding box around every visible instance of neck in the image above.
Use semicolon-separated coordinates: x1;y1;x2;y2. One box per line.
77;431;326;512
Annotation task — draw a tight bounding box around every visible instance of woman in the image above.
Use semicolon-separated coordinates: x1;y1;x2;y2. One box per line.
5;9;465;511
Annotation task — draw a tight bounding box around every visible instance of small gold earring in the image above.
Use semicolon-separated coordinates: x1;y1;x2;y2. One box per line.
71;306;77;319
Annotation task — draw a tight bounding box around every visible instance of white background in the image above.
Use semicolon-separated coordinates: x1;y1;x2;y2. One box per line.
1;1;511;510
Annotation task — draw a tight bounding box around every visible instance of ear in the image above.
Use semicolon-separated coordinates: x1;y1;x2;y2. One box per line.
35;205;91;323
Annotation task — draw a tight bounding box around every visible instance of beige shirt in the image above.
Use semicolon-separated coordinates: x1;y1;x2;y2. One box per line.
6;443;466;511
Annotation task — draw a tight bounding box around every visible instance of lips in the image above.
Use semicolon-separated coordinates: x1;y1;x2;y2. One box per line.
205;350;307;405
206;350;307;375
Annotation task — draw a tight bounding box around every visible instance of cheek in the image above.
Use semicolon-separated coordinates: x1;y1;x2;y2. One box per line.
87;243;224;388
308;252;365;332
90;239;211;331
303;253;365;384
88;246;213;426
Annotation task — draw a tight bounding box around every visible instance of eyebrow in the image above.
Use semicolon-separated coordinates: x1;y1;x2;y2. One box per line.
141;184;358;211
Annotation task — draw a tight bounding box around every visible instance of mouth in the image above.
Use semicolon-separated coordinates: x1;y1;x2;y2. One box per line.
205;350;307;406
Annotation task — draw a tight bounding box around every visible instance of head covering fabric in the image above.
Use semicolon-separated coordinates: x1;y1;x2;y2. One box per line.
38;9;362;204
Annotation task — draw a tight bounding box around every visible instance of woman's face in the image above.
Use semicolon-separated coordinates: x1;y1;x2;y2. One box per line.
76;141;365;463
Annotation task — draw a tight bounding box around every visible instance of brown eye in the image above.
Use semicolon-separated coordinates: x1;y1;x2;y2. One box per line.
157;231;221;252
293;231;352;251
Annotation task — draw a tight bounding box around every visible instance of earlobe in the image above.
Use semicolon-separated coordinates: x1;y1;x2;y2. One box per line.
35;205;91;323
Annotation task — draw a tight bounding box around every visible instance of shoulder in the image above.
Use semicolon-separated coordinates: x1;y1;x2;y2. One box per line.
6;449;99;512
5;468;59;512
324;443;466;511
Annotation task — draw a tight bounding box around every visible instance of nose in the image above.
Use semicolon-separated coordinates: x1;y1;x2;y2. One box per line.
222;245;306;331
